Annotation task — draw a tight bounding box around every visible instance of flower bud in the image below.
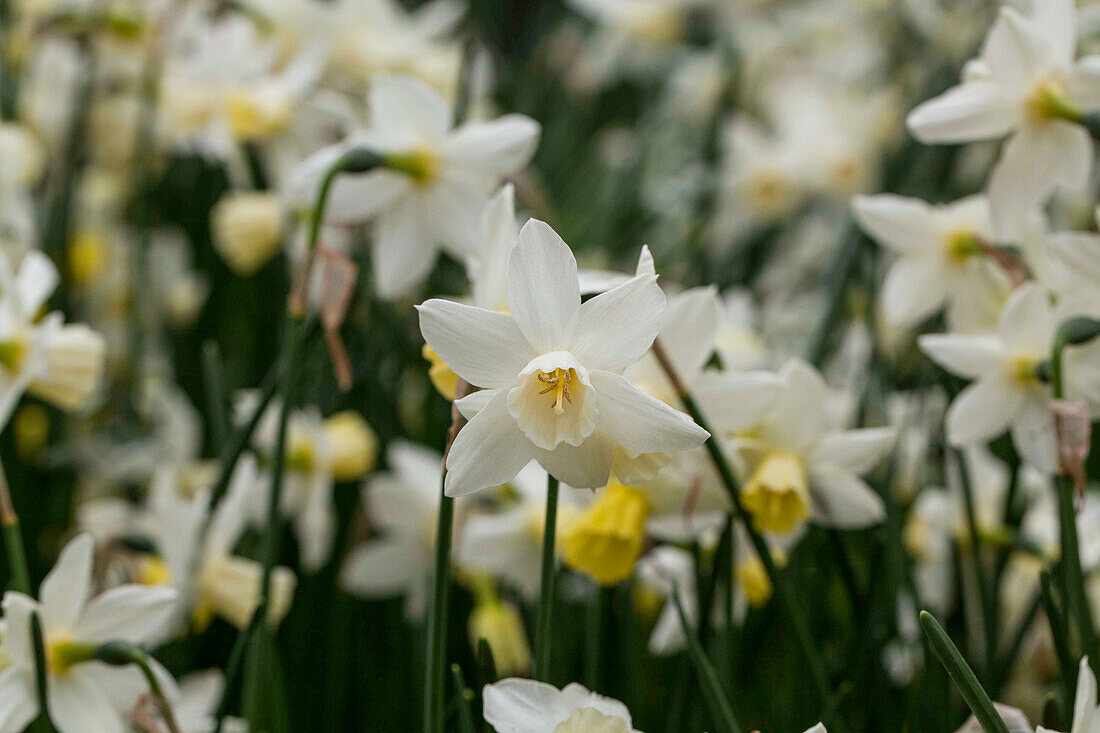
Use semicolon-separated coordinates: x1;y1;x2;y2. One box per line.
211;191;283;277
1056;316;1100;348
324;411;378;482
29;324;106;412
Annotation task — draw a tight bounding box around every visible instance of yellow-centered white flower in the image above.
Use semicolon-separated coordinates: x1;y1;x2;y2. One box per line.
907;0;1100;236
918;282;1060;472
418;219;709;496
0;534;178;733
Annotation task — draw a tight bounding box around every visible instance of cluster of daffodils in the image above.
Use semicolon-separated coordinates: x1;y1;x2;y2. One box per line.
3;0;1100;730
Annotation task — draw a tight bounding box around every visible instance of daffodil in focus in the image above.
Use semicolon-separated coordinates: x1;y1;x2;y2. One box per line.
295;74;540;297
418;219;709;496
482;678;640;733
722;359;895;534
906;0;1100;234
0;534;178;733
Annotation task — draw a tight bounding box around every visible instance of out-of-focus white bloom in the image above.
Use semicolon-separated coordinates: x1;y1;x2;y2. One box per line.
636;543;698;655
0;123;44;192
720;359;894;534
340;441;446;619
295;75;540;298
852;194;1009;329
211;191;284;277
907;0;1100;234
0;534;178;733
1038;656;1100;733
715;289;769;371
483;678;639;732
0;249;106;427
419;219;708;496
918;283;1063;471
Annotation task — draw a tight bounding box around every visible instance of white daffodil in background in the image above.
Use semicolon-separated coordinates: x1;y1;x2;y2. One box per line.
0;248;106;429
721;359;895;535
907;0;1100;234
918;282;1063;472
418;219;709;496
851;194;1008;330
295;74;540;297
1039;656;1100;733
340;441;450;619
482;678;640;733
0;534;178;733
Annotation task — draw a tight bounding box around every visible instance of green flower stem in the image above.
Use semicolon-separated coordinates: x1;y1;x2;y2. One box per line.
29;613;53;733
1039;569;1077;692
534;474;560;682
919;611;1009;733
953;448;996;681
202;340;229;448
671;585;743;733
1050;331;1100;673
651;338;844;733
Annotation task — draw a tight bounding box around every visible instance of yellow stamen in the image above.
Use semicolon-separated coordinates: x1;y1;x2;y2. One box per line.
537;368;575;415
1007;355;1042;389
1024;77;1082;124
742;450;811;535
285;434;316;474
47;638;95;675
0;335;27;375
385;149;440;185
943;228;983;265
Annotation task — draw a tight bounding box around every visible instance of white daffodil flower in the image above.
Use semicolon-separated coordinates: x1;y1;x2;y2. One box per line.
482;678;640;733
0;249;106;429
852;194;1009;329
295;74;540;297
1039;656;1100;733
715;289;769;371
0;534;178;733
907;0;1100;234
339;441;450;619
635;543;699;655
418;219;709;496
721;359;895;535
918;282;1061;472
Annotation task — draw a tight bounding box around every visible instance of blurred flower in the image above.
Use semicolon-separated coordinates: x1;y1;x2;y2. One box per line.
1038;656;1099;733
211;191;284;277
482;678;639;732
0;534;178;733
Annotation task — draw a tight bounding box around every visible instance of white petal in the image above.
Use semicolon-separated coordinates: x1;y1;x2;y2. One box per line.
506;220;580;353
1069;56;1100;108
1075;657;1098;728
325;169;411;224
423;180;488;258
441;116;541;177
454;389;496;420
48;666;125;733
16;251;59;317
369;74;451;139
766;360;827;451
40;534;94;634
809;428;896;476
1032;0;1076;67
981;7;1055;89
808;471;886;529
917;334;1006;378
692;370;784;433
483;678;565;730
571;273;665;372
590;371;708;454
998;282;1055;354
533;428;616;489
656;287;720;382
445;390;535;496
881;256;947;327
72;585;177;644
338;539;422;598
1011;400;1059;474
906;81;1017;143
0;668;36;732
988;123;1092;238
371;200;438;298
945;378;1024;446
851;195;937;253
0;593;38;669
417;300;533;389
